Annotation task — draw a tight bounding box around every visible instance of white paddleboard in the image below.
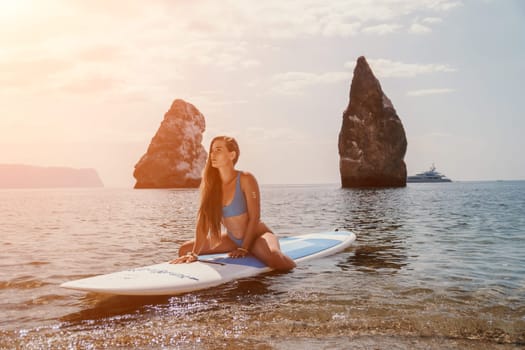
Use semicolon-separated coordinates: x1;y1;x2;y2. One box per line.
60;230;356;296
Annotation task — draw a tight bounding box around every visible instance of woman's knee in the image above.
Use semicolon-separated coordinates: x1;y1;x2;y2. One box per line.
262;250;295;271
250;234;295;271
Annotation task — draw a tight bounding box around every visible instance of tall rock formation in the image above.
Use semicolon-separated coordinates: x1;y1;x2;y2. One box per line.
338;56;407;188
133;99;207;188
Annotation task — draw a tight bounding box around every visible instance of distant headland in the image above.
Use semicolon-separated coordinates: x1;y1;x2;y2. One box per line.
0;164;104;189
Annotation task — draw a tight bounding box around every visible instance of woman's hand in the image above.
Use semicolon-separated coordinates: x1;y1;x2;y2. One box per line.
170;252;198;264
228;247;249;258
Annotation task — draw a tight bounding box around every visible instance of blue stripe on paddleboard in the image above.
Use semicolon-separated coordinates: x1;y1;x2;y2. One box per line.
202;238;342;267
279;232;346;246
213;256;267;268
284;239;340;260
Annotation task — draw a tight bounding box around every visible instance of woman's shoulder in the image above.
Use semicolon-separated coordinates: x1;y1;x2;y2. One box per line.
238;171;258;186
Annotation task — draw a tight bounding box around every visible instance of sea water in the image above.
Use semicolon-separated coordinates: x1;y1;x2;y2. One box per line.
0;182;524;349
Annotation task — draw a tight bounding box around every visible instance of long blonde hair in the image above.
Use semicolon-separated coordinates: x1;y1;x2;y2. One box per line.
196;136;240;246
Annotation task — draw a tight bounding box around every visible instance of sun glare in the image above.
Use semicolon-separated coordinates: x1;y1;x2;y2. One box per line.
0;0;33;21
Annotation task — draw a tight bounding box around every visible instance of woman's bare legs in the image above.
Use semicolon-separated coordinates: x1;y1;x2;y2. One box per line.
249;232;296;271
177;232;295;271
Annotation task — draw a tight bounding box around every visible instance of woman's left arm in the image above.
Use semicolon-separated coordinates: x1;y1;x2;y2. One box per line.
239;172;261;252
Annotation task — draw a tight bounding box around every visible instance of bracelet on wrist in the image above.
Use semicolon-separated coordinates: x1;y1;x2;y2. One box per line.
237;247;248;253
186;251;198;258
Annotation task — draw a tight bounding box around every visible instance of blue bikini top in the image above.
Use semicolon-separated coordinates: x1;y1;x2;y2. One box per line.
222;172;247;218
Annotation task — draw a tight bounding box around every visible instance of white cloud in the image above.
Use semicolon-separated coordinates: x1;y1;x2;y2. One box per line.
362;23;402;35
407;88;456;96
173;39;261;71
428;1;463;11
355;58;457;78
1;0;465;96
410;22;432;34
422;17;443;24
409;16;444;34
269;71;349;95
149;0;463;41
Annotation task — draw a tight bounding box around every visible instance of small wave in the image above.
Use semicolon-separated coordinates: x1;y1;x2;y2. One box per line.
343;244;408;271
0;276;50;290
30;294;71;305
55;273;97;281
398;287;435;296
0;261;50;269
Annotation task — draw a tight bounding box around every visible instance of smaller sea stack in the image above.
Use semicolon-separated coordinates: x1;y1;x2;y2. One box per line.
133;99;207;188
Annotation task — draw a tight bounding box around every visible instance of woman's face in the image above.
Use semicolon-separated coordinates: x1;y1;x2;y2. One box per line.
210;139;235;168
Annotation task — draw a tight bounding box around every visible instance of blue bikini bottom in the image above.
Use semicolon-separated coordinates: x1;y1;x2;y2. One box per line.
227;231;244;247
227;231;274;247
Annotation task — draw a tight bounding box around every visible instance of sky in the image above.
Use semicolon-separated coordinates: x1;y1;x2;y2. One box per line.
1;0;524;187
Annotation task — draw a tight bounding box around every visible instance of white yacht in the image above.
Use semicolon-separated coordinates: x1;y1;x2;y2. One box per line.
407;164;452;183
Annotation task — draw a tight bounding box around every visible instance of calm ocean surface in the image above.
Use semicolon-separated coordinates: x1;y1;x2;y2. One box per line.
1;182;524;349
